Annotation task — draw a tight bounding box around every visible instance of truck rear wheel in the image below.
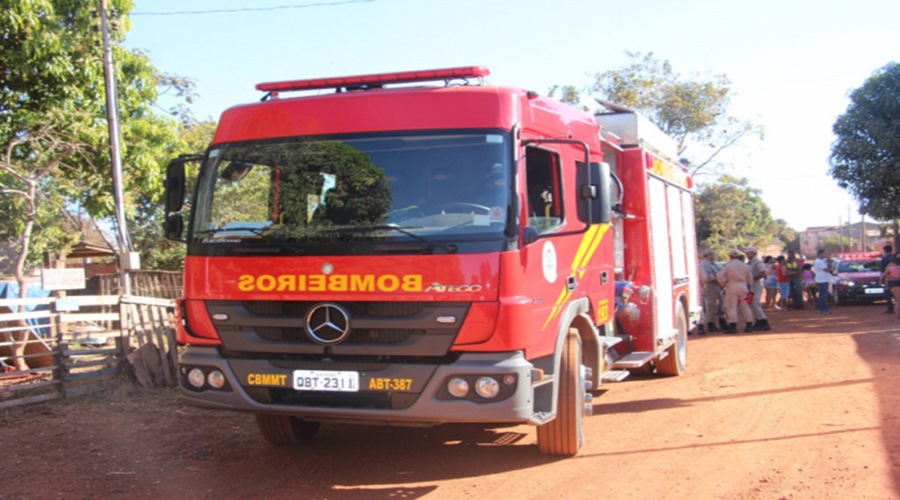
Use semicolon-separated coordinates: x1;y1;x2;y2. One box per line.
255;413;320;445
656;303;687;376
537;330;585;456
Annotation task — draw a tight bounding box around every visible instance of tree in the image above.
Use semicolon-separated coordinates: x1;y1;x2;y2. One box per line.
770;218;798;253
1;1;195;368
567;51;762;177
0;125;87;370
1;1;196;264
830;62;900;247
547;85;585;109
130;119;216;271
694;176;777;254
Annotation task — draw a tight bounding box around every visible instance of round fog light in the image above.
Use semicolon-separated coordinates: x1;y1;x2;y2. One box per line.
475;377;500;398
447;378;469;398
502;374;516;386
187;368;206;388
207;370;226;389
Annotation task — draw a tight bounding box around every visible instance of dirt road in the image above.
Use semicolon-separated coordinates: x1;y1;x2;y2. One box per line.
2;303;898;499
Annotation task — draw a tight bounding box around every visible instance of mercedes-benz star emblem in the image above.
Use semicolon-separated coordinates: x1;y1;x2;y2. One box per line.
305;303;351;345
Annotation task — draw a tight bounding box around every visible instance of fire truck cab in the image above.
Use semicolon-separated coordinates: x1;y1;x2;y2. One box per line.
164;66;700;456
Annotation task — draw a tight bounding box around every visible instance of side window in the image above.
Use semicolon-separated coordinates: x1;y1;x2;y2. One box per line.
525;146;564;234
602;145;625;274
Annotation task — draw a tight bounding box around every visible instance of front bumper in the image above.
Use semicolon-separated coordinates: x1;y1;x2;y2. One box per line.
178;346;538;426
835;282;886;302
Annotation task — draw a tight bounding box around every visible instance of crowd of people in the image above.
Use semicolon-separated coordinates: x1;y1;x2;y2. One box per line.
696;243;900;334
698;246;769;334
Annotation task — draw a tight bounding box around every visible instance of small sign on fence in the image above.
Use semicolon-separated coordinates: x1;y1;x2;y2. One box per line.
55;297;81;312
41;268;86;291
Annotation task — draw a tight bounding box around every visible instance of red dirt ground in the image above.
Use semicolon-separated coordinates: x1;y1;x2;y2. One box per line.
1;302;898;499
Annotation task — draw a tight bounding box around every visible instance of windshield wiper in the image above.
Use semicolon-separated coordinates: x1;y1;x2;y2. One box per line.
194;226;268;237
232;243;306;255
324;224;458;254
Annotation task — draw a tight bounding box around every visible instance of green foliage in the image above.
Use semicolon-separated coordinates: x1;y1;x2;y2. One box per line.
695;176;777;254
130;120;216;271
547;85;585;109
591;52;732;153
1;0;198;273
819;234;857;255
770;218;798;252
829;62;900;222
548;52;763;177
212;140;392;232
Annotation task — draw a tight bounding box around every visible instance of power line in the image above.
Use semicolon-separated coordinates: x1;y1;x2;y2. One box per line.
132;0;373;16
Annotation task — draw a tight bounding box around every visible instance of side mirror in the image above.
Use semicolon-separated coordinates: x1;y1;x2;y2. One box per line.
593;162;611;224
163;154;203;242
522;226;539;245
164;214;184;241
576;162;612;224
165;159;187;214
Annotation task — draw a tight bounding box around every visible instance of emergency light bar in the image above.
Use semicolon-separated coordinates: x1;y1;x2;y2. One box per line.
256;66;490;93
835;252;880;260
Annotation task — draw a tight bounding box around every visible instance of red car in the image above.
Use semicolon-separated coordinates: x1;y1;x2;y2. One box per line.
831;253;885;305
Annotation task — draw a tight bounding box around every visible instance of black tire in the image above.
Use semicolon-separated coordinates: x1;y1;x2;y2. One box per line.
537;329;584;456
255;413;320;445
657;303;687;376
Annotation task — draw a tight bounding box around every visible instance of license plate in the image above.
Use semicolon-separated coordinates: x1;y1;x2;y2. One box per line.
293;370;359;392
865;288;884;295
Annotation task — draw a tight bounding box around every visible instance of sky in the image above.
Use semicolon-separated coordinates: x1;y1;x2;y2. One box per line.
124;0;899;231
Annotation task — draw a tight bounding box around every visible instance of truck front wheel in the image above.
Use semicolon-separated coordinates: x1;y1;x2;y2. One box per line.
255;413;320;445
537;329;585;456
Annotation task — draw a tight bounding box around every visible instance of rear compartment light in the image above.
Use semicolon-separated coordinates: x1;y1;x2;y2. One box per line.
256;66;490;93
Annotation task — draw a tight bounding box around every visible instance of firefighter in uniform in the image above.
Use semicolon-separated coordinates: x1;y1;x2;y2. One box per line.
700;249;727;332
717;248;755;333
744;246;771;331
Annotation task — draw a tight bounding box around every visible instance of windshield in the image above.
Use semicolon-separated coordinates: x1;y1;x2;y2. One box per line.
837;260;880;273
190;131;512;254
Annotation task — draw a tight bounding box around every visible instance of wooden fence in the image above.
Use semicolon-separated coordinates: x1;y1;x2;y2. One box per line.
91;270;183;299
0;273;182;409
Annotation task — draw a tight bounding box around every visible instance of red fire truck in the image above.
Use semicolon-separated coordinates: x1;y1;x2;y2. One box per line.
164;66;700;456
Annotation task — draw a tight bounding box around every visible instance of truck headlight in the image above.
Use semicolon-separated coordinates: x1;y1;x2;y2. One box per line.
474;377;500;399
447;378;469;398
187;368;206;388
207;370;226;389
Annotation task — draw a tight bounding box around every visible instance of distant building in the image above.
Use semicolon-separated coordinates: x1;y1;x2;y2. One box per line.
0;217;116;279
800;221;887;257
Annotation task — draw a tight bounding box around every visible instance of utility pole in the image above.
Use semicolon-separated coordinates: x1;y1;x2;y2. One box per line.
839;217;844;253
99;0;135;296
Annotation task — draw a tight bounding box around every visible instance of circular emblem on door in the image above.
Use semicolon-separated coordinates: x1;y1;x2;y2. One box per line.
305;303;351;345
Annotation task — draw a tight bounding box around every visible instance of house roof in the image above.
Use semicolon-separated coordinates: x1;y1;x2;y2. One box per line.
66;241;116;258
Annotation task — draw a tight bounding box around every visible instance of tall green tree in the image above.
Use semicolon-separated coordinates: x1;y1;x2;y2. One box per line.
694;176;777;254
829;62;900;246
1;1;195;368
130;119;215;271
1;0;194;263
558;51;762;177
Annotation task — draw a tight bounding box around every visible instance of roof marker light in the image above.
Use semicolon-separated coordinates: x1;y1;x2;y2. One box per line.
256;66;490;93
